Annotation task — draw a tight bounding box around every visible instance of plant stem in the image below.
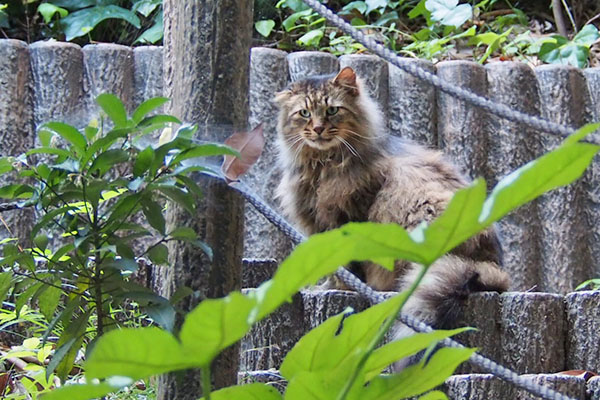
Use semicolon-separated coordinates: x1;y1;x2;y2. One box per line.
202;367;212;400
336;263;429;400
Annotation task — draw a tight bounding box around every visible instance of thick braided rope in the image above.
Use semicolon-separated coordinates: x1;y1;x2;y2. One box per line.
300;0;580;142
231;180;576;400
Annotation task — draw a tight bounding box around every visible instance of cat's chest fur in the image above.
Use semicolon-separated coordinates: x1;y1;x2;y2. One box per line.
278;158;385;234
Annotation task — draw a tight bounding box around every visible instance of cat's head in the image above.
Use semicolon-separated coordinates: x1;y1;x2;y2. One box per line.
274;67;383;156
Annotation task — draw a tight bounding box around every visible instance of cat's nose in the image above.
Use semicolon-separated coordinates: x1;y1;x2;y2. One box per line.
314;125;325;135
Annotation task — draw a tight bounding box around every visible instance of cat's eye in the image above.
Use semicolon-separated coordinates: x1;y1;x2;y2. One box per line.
326;106;339;116
299;109;311;118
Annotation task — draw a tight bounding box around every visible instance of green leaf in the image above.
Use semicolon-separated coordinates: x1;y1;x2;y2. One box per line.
0;271;13;304
133;146;155;177
103;258;138;272
0;157;13;175
279;0;310;12
37;3;68;24
281;293;407;381
61;5;141;41
0;184;34;200
132;0;161;17
145;301;176;331
361;347;474;399
141;197;165;234
134;10;163;44
43;122;87;157
479;123;600;225
86;327;191;380
297;29;324;47
88;149;129;176
148;243;168;265
26;147;72;159
573;24;600;47
426;0;472;27
48;309;91;380
576;278;600;290
170;144;239;166
38;128;54;147
341;1;367;15
255;19;275;37
168;226;197;240
38;284;62;322
138;114;181;128
366;0;387;13
16;282;43;317
156;185;195;215
199;383;283;400
419;390;449;400
39;382;118;400
132;97;169;124
363;327;471;380
179;292;256;366
96;94;128;128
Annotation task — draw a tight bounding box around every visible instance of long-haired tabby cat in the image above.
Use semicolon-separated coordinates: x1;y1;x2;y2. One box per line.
274;66;510;367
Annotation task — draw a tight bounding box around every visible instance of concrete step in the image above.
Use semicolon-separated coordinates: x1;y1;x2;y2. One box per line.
240;260;600;377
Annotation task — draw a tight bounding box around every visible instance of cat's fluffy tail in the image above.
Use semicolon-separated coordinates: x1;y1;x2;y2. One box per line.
391;254;510;370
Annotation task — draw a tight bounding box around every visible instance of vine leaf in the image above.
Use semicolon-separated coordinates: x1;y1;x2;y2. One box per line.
221;123;265;183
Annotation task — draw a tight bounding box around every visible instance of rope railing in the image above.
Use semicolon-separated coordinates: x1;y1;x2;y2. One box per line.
298;0;595;145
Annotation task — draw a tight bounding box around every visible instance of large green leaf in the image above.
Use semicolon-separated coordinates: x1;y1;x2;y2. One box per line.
360;347;474;399
255;19;275;37
61;5;141;41
85;327;190;380
573;24;600;47
140;197;165;234
37;3;68;24
133;146;155;177
88;149;129;176
42;122;87;157
363;327;470;380
199;383;283;400
96;93;128;128
0;271;13;304
426;0;472;27
179;292;256;366
132;97;169;124
38;284;63;322
280;293;407;380
169;144;239;166
134;10;164;44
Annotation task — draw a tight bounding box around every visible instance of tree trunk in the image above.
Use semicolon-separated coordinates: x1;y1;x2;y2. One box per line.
157;1;252;398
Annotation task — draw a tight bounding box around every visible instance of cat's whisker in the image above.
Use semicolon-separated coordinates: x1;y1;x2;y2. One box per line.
342;128;386;140
337;136;362;161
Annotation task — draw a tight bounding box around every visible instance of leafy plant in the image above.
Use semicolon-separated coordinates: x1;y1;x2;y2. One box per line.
0;0;162;44
0;94;237;393
39;122;600;399
575;278;600;291
538;24;600;68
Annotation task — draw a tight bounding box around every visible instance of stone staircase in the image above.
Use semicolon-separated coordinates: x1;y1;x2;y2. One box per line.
238;259;600;399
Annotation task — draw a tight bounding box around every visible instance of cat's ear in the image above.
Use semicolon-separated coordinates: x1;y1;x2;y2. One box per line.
274;89;292;106
333;67;359;95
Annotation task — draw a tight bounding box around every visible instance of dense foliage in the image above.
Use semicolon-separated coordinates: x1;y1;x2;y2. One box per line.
0;94;237;398
1;91;598;398
254;0;600;67
0;0;162;44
